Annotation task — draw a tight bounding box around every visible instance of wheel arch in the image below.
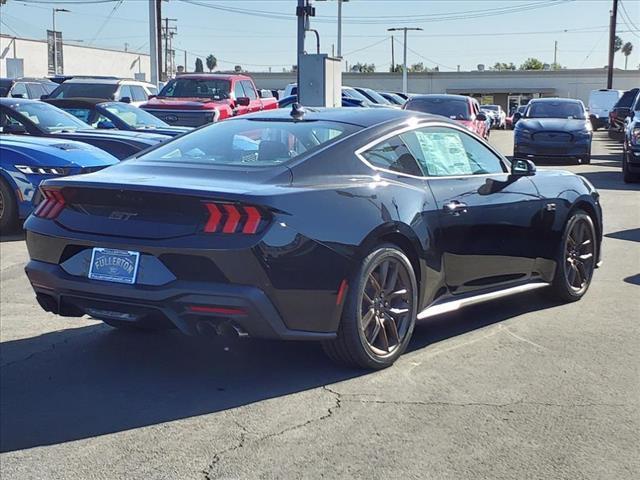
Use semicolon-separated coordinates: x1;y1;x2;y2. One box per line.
568;199;602;263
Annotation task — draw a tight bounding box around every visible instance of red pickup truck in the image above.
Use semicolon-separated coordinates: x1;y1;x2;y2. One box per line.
140;74;278;127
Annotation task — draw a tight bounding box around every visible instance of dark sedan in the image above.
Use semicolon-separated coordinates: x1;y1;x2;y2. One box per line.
0;98;168;160
44;98;192;137
514;98;593;164
24;107;602;369
622;93;640;182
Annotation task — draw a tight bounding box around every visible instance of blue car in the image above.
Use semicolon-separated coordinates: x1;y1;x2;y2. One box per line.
0;135;117;230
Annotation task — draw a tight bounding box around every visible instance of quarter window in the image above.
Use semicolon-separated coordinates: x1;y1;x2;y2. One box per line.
130;85;147;102
401;126;505;177
233;82;245;99
361;135;424;177
118;85;133;101
10;82;28;98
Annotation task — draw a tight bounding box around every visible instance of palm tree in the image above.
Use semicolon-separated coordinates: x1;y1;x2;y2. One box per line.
206;54;217;73
622;42;633;70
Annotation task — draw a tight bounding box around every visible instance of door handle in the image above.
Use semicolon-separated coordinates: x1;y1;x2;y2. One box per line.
443;200;468;215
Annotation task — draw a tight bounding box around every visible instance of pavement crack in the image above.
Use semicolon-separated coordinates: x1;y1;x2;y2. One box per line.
201;385;342;479
343;398;629;409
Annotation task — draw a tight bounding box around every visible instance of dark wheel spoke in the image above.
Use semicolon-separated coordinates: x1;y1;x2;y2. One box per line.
363;291;374;305
575;262;587;286
368;317;382;344
378;321;390;352
362;308;375;330
384;262;399;293
388;288;407;300
384;313;400;344
368;273;382;294
378;260;390;290
567;263;578;286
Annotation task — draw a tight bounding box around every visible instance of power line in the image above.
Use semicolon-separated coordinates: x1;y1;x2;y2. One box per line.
87;0;123;46
618;0;640;39
342;37;390;57
398;37;456;70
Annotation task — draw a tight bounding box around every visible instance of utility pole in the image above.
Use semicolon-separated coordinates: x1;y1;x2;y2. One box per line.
391;35;395;72
606;0;619;89
388;27;422;94
148;0;159;86
296;0;315;97
162;18;177;80
52;8;69;75
553;40;558;69
156;0;163;81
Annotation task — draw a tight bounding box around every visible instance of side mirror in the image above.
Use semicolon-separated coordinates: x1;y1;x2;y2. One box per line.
511;158;536;176
513;112;522;122
40;94;49;100
476;111;487;121
2;124;27;135
96;120;116;130
589;113;599;120
236;96;250;107
148;94;157;100
121;96;131;104
11;94;24;99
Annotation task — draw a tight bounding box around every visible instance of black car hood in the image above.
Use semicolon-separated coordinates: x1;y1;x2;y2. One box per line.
517;118;588;131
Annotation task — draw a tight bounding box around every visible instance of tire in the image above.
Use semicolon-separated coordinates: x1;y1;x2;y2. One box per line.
546;210;597;302
322;244;418;369
0;178;19;233
582;154;591;165
623;151;639;183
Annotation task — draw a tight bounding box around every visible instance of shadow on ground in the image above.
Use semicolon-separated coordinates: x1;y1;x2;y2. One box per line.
1;291;559;453
0;230;25;243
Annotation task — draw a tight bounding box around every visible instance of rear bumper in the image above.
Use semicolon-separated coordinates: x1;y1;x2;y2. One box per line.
25;259;336;341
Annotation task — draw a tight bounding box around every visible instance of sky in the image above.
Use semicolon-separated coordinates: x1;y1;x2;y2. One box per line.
1;0;639;72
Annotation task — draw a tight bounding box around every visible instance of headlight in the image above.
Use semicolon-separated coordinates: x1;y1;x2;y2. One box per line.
631;127;640;146
15;165;70;175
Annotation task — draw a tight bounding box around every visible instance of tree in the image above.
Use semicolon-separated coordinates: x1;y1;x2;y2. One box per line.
622;42;633;70
389;64;403;73
519;58;544;70
195;57;204;73
205;54;217;73
350;62;375;73
409;62;425;73
491;62;516;71
614;35;623;53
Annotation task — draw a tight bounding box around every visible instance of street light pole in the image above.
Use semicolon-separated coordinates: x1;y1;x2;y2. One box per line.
52;8;69;75
388;27;422;94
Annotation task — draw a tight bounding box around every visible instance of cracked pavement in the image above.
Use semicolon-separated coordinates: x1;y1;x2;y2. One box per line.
1;131;639;479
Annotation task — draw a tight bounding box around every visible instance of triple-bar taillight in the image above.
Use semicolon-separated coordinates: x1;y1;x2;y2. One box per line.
203;202;267;235
34;188;66;219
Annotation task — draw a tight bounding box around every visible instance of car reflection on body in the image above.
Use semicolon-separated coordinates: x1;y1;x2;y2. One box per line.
24;107;602;369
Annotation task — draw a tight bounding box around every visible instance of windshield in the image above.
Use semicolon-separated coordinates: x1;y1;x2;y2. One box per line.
526;101;585;119
405;98;471;120
136;118;358;167
50;83;118;99
482;105;499;111
159;78;231;100
362;89;391;105
342;88;372;104
11;101;89;132
101;102;168;128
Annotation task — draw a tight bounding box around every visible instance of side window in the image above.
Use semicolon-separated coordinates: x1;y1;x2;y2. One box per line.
360;135;424;177
130;85;147;102
241;81;257;100
233;81;245;99
118;85;133;101
10;82;28;98
26;83;45;99
0;109;29;133
402;126;505;177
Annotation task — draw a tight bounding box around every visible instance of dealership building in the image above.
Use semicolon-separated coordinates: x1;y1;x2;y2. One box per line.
251;68;639;112
1;34;151;80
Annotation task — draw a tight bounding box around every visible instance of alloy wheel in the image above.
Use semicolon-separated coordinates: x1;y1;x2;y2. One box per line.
564;217;595;294
360;257;413;356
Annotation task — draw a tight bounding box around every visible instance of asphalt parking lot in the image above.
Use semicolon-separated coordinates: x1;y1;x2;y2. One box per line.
1;130;638;480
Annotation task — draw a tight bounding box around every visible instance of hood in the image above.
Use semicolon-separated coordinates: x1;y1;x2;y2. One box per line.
0;136;118;168
517;118;589;131
73;128;169;143
142;97;229;110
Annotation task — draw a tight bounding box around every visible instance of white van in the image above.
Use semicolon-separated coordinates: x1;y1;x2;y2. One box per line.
588;89;623;130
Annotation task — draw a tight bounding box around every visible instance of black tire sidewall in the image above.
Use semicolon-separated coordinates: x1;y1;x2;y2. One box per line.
342;245;418;369
552;211;596;301
0;178;19;232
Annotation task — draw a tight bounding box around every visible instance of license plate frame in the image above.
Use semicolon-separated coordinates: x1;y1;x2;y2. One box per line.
88;248;140;284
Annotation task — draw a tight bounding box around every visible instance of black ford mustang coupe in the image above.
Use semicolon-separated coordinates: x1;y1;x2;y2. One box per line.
24;107;602;369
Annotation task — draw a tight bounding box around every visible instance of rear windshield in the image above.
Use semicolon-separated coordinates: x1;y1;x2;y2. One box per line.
135;118;358;166
482;105;499;111
617;88;640;108
526;101;585;119
405;98;470;120
50;83;118;99
159;78;231;100
10;101;89;132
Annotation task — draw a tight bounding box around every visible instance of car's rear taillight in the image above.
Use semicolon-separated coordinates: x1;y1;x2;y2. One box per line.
203;202;267;234
34;188;66;219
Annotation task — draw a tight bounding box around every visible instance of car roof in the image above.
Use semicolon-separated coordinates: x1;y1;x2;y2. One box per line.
171;74;251;81
529;97;582;104
0;135;85;148
408;94;471;102
44;97;112;107
230;106;445;128
0;97;40;106
63;78;153;86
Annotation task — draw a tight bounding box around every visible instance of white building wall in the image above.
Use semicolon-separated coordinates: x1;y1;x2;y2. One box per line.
1;35;150;80
250;69;639;105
